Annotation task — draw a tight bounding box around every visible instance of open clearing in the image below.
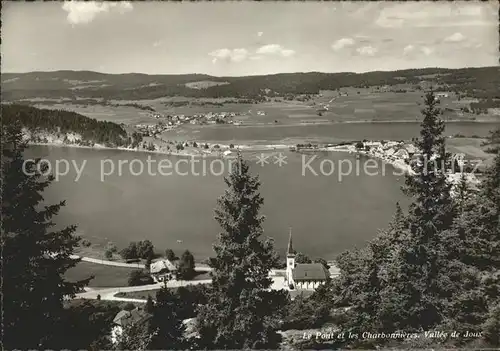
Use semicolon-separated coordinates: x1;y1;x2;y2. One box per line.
64;261;139;287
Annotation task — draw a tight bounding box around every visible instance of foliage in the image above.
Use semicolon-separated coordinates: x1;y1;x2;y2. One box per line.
2;103;130;147
196;154;287;349
128;269;154;286
282;293;330;330
120;240;154;260
145;295;155;313
482;127;500;154
165;248;178;261
104;248;113;260
295;252;312;264
148;288;186;350
113;317;154;351
305;93;500;349
177;249;196;280
1;122;90;349
56;300;119;350
175;284;209;320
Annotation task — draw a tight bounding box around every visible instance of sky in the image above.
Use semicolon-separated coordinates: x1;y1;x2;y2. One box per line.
1;1;498;76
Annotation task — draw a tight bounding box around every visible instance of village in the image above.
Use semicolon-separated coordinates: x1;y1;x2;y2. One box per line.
135;110;247;137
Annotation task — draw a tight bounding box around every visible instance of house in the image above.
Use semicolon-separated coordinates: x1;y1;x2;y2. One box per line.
111;307;152;344
393;148;410;160
150;259;178;282
402;143;417;155
285;230;329;291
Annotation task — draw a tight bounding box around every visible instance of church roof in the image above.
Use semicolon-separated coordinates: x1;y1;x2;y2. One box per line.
292;263;329;281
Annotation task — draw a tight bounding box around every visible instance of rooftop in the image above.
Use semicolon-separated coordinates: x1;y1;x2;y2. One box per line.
113;308;152;328
292;263;329;281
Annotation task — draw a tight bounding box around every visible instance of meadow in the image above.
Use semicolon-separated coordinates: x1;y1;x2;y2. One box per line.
64;262;138;287
26;87;499;129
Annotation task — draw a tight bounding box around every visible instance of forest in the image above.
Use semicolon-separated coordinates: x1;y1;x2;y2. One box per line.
2;104;132;147
3;67;499;106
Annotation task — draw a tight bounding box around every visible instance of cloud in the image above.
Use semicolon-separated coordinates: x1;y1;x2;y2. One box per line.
375;2;493;28
62;1;133;25
256;44;295;57
356;46;378;56
153;41;162;48
209;48;249;63
249;55;263;61
444;32;466;42
420;47;434;56
257;31;264;37
331;38;355;51
403;45;414;55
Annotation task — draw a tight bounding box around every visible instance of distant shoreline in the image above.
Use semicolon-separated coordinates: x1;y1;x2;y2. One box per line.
28;139;414;177
27;141;293;159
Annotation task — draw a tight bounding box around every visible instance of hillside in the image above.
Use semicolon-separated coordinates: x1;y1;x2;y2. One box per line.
1;104;136;147
2;67;499;106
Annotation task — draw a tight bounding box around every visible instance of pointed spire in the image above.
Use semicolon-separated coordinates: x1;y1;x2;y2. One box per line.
287;227;295;256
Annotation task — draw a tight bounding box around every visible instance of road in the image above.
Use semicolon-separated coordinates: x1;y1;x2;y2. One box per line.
70;255;145;268
71;254;213;272
75;279;212;303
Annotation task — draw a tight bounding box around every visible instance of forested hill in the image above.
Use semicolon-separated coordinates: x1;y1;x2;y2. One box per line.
2;66;499;102
2;104;129;147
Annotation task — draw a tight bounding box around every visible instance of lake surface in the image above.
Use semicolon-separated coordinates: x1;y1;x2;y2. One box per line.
27;146;409;261
26;122;499;261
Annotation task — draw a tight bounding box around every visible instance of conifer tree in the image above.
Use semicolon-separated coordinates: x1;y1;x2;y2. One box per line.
395;90;455;330
145;295;155;314
178;249;196;280
440;150;500;339
1;122;89;349
149;287;186;349
196;154;287;349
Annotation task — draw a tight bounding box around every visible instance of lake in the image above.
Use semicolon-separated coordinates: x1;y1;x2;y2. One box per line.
26;121;499;261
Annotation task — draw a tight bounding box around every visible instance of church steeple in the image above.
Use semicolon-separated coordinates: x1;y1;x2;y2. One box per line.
287;227;295;257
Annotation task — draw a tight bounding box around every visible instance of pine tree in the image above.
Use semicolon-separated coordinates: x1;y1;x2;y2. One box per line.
145;295;155;314
1;122;89;349
435;132;499;341
196;154;287;349
394;90;455;330
149;287;186;349
178;249;196;280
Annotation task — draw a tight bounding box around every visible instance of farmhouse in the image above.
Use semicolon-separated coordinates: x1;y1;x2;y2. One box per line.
285;230;329;290
150;259;178;282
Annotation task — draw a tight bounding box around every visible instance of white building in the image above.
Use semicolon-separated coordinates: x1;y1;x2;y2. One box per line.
150;259;178;282
284;230;329;291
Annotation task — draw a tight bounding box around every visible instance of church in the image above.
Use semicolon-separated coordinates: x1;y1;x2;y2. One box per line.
285;230;329;290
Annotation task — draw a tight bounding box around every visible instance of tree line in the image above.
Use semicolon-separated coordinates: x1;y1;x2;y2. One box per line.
1;103;143;148
3;66;499;103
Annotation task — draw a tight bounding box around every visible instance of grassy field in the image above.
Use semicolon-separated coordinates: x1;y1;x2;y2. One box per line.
64;261;139;287
446;137;496;168
115;289;161;300
23;88;500;128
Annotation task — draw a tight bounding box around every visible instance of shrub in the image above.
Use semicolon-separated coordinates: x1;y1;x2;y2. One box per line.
128;270;154;286
104;249;113;260
81;239;92;247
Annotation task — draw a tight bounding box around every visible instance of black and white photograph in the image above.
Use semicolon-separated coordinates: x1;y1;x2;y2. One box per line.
1;1;499;350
